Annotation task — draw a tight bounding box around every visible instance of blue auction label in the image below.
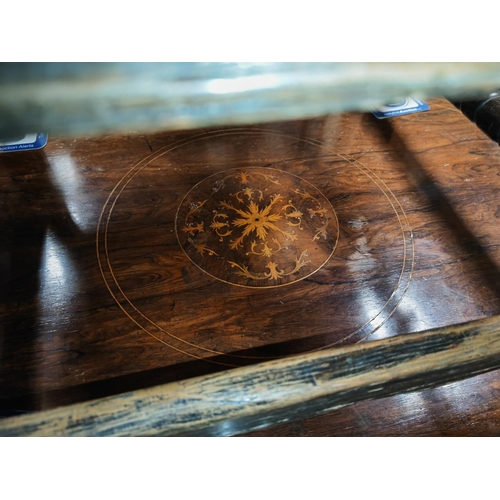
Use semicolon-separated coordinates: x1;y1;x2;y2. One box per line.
372;98;429;119
0;133;48;152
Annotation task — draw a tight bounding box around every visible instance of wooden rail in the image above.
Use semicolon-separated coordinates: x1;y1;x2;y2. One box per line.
2;315;500;436
2;62;500;138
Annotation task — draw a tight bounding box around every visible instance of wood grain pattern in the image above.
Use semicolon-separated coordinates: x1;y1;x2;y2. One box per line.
1;314;500;436
2;98;500;435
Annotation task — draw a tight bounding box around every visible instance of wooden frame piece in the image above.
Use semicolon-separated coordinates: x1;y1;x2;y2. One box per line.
1;315;500;436
2;62;500;137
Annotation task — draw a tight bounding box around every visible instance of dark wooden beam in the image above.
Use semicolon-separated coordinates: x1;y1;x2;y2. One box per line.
2;315;500;436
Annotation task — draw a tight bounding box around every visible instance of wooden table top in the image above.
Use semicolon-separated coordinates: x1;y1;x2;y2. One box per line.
1;99;500;436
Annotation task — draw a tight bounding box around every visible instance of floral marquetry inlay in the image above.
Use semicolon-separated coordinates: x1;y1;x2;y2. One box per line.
175;167;339;288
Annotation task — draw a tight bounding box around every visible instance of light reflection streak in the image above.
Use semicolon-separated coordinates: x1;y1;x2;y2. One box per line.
39;230;75;305
48;153;91;231
393;293;434;334
432;379;478;415
355;286;393;341
207;75;280;95
392;391;429;419
37;230;78;406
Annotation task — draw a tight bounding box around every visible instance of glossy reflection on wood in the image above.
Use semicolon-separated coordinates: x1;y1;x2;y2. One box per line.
175;166;339;288
96;127;413;367
2;99;500;436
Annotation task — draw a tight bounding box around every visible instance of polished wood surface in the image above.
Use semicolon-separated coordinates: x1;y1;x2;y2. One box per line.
2;314;500;437
2;99;500;435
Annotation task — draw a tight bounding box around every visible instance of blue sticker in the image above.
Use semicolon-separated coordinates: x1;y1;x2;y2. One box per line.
0;133;48;152
372;98;430;119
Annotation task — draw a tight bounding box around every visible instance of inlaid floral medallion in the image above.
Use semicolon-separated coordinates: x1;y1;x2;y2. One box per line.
175;167;339;288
